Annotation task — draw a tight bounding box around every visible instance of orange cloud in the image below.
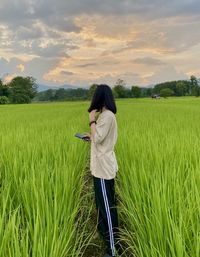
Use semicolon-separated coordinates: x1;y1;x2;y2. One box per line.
17;64;25;72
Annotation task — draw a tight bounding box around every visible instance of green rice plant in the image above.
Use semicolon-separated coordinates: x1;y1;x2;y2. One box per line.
0;102;92;257
115;97;200;257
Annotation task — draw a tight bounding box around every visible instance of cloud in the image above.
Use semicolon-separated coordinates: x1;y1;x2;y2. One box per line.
0;57;25;77
60;71;75;76
0;1;200;86
145;65;188;85
76;63;96;68
14;24;44;40
28;1;200;18
24;56;61;81
29;42;71;58
132;57;166;66
3;73;18;83
84;39;97;47
17;64;25;72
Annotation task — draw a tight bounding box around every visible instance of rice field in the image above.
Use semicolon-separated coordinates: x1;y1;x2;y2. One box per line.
0;97;199;257
0;102;92;256
116;97;200;257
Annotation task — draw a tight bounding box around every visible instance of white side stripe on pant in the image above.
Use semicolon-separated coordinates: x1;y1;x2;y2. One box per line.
100;178;115;256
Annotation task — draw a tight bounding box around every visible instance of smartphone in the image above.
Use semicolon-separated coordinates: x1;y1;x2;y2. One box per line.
75;133;90;141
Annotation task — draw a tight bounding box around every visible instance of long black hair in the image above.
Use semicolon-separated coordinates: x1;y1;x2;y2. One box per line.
87;84;117;114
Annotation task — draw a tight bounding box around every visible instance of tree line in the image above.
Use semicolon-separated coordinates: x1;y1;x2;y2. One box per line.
0;75;200;104
33;76;200;101
0;76;38;104
153;75;200;97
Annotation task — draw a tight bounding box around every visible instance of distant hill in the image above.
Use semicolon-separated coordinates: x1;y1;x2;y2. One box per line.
37;84;81;92
37;83;155;92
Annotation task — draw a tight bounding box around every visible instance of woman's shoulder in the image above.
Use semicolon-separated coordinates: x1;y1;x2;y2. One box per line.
102;109;115;117
99;110;114;121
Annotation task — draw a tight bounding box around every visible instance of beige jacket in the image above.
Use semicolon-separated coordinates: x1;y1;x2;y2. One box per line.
90;109;118;179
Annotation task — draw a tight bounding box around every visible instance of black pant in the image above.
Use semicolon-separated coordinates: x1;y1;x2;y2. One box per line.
93;175;120;256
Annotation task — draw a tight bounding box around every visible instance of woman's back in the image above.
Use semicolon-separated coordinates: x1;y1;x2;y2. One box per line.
90;109;118;179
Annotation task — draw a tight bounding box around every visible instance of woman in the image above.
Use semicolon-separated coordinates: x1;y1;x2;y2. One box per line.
85;84;121;257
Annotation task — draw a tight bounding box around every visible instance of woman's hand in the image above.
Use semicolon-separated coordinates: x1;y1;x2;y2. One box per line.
88;109;98;143
89;109;97;122
83;132;91;138
82;132;91;142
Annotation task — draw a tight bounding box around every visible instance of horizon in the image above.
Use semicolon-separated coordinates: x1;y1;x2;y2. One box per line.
37;77;195;91
0;1;200;88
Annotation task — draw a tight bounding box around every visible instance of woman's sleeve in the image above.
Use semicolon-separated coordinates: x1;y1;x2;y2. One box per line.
93;115;113;144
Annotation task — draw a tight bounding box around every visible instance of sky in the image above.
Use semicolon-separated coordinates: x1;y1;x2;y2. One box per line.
0;0;200;88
